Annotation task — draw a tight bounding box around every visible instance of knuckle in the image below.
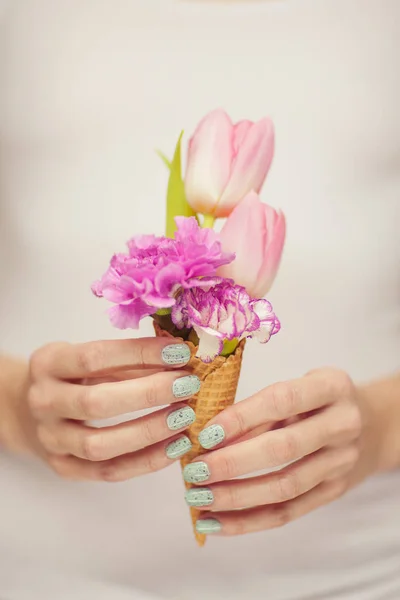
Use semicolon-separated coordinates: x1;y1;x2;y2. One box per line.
232;406;247;438
76;343;106;374
269;382;298;420
142;450;163;474
274;470;301;502
337;371;355;398
271;503;292;528
99;462;124;482
314;368;355;405
76;386;102;420
344;443;360;467
29;346;53;380
216;452;238;480
221;484;242;510
268;431;299;466
27;384;47;416
37;424;58;452
138;418;157;448
329;478;348;499
144;379;159;408
81;433;105;461
345;405;362;438
328;369;354;399
47;456;70;479
230;517;247;537
330;403;362;441
135;342;146;367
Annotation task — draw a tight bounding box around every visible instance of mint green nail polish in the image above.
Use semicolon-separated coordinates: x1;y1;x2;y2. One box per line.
185;487;214;507
183;461;210;483
162;344;191;366
166;436;192;460
196;519;221;535
172;375;201;399
167;406;196;431
198;424;225;449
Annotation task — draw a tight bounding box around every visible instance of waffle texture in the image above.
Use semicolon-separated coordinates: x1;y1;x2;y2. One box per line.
154;322;245;546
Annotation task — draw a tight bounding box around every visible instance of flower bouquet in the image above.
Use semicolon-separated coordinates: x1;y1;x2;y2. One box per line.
92;109;286;545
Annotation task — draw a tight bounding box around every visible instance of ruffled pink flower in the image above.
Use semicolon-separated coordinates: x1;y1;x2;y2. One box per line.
92;217;234;329
172;280;280;362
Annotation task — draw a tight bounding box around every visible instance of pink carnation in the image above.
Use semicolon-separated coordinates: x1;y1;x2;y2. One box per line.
172;280;280;362
91;217;234;329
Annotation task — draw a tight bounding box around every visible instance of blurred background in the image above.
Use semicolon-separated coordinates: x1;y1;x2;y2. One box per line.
0;1;399;599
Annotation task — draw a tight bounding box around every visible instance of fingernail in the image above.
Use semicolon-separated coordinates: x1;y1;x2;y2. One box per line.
162;344;191;366
167;406;196;431
183;461;210;483
172;375;201;399
166;436;192;460
198;424;225;449
185;487;214;507
196;519;221;535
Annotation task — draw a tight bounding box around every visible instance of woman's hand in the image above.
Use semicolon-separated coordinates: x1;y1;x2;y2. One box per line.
23;338;200;481
182;368;383;537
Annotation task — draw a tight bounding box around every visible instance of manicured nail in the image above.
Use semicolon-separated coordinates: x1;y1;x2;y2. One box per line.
167;406;196;431
166;436;192;460
185;487;214;507
172;375;201;399
183;461;210;483
162;343;191;366
196;519;221;535
198;424;225;449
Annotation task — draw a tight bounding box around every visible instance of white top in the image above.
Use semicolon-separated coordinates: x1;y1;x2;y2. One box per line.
1;1;399;598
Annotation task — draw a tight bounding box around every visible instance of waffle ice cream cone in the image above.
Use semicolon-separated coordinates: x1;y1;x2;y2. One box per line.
154;322;245;546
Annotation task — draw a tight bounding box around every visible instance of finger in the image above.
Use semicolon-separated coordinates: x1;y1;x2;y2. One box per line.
82;368;169;385
190;403;357;484
185;446;358;512
30;370;201;420
30;338;191;380
38;403;197;461
47;433;193;482
197;477;348;537
226;421;276;445
198;369;353;449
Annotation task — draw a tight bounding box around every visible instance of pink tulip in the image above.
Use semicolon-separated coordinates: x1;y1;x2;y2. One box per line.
184;109;274;218
218;191;286;298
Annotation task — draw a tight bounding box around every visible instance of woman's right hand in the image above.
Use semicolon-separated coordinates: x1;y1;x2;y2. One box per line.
26;338;200;481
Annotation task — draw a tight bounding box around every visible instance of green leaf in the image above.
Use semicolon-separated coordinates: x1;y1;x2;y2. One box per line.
156;150;172;170
164;131;198;238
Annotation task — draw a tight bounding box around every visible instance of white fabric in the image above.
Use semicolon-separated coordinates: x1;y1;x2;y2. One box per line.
0;0;399;598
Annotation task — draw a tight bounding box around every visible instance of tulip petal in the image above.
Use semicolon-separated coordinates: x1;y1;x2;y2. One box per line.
216;118;274;217
233;120;253;153
253;210;286;298
184;109;233;215
218;191;265;295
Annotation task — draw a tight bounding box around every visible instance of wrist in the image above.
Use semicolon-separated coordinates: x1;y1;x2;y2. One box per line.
0;356;33;455
357;375;400;473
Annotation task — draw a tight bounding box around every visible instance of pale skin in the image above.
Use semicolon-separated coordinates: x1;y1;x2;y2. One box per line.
0;339;399;536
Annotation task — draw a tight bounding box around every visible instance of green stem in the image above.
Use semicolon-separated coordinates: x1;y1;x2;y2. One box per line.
155;308;172;316
221;338;239;357
202;214;216;229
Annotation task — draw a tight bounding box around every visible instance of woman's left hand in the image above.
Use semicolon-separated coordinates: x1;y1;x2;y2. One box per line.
183;368;381;537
